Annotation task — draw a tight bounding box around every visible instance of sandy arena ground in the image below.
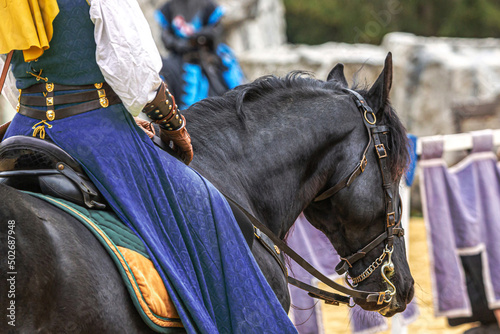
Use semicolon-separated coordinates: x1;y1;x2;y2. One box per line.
319;217;477;334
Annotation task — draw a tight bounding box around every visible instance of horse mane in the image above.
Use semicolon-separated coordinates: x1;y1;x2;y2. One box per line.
188;71;409;181
382;102;410;180
188;71;344;119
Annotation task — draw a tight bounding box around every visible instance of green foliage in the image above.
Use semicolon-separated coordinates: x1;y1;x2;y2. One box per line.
283;0;500;45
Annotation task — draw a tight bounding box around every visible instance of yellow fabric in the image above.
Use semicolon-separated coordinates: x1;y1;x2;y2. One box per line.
118;247;181;322
0;0;59;61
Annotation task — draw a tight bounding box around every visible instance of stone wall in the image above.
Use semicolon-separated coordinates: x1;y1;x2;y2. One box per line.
384;32;500;137
238;32;500;138
237;42;385;88
217;0;286;53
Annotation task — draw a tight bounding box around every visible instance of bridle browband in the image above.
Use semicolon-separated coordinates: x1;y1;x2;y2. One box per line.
224;89;405;308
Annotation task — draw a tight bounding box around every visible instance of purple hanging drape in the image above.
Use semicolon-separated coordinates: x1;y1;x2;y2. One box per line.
419;130;500;318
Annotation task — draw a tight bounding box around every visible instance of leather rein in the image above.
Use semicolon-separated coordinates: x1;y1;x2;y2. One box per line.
226;89;405;307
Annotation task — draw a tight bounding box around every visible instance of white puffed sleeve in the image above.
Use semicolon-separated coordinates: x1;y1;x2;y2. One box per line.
89;0;162;116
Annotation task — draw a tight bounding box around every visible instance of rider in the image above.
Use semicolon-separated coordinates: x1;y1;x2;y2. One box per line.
0;1;296;333
155;0;245;109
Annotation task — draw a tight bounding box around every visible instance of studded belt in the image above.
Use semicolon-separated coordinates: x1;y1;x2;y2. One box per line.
17;82;121;121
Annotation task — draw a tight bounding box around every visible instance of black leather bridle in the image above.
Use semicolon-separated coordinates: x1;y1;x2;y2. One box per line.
312;89;405;295
226;89;406;307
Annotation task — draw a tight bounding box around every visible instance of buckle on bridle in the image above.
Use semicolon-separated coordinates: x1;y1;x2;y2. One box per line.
375;143;387;158
377;291;386;305
386;212;396;227
340;257;353;268
360;156;368;172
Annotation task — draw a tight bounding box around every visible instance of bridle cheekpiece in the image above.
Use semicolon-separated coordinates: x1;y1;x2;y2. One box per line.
313;89;404;304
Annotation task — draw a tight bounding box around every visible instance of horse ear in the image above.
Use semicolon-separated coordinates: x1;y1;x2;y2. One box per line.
367;52;393;113
327;63;348;87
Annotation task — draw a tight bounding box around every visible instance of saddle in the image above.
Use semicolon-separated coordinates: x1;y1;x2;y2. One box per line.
0;135;106;209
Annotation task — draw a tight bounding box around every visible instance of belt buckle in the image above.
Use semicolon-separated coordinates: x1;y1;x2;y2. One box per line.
46;109;55;121
96;85;109;108
100;97;109;108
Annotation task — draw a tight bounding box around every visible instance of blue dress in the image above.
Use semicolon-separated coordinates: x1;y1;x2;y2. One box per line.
4;1;296;333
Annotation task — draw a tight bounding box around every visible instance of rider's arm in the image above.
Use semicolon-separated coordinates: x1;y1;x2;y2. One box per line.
89;0;162;116
89;0;193;164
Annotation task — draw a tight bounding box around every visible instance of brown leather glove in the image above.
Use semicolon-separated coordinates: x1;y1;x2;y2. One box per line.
142;82;194;164
134;117;155;138
159;115;193;164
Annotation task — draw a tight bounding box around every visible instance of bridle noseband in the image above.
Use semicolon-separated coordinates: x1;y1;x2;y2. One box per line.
313;89;404;302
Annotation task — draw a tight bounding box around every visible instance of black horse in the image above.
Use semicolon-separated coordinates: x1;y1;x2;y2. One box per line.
0;54;413;332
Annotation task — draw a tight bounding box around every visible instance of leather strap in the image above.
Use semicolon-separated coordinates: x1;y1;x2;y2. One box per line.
18;95;121;121
313;93;373;202
221;194;385;303
254;226;287;278
335;226;403;275
20;89;110;106
56;162;105;209
20;82;118;107
22;83;98;93
288;277;351;306
0;169;59;176
313;157;367;201
0;51;13;95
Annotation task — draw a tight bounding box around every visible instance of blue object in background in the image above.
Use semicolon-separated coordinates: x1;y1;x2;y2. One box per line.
405;134;418;187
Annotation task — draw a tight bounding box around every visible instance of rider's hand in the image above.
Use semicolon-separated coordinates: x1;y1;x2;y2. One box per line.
142;82;194;165
159;116;193;165
134;117;155;138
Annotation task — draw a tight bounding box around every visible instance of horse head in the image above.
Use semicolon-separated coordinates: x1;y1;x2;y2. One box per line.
304;53;414;316
186;53;414;315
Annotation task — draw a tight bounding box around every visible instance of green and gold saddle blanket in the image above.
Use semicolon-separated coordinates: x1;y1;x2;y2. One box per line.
27;192;184;333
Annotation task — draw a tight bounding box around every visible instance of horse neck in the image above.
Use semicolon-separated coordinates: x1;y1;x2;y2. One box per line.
185;92;352;238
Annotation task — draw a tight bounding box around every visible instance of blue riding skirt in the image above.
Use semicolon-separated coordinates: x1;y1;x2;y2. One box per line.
4;105;297;334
